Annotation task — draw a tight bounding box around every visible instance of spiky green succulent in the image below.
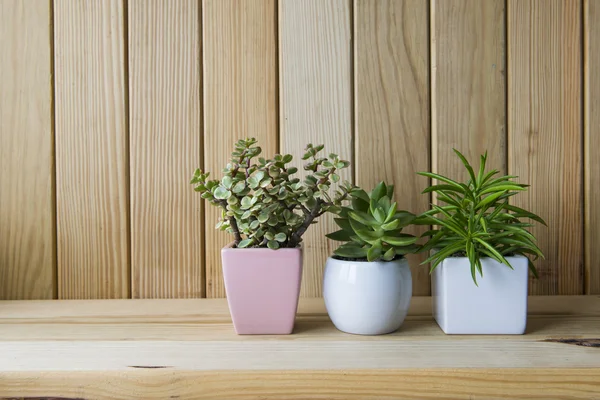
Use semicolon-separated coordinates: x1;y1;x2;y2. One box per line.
326;182;419;262
191;138;353;249
416;149;546;284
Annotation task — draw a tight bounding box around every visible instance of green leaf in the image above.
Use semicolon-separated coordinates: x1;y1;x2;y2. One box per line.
374;208;386;223
274;232;287;242
367;243;383;262
385;202;398;223
349;211;379;228
382;235;417;246
352;197;370;213
326;229;353;241
247;176;259;188
240;196;253;209
331;173;340;183
282;154;293;163
528;258;539;279
238;239;253;248
250;220;260;230
260;178;272;188
241;210;252;220
377;196;391;212
476;190;507;210
306;197;317;210
452;149;477;187
502;204;547;225
476;152;488;187
478;184;525;195
417;172;464;191
232;181;246;193
380;219;400;231
351;188;370;203
214;187;231;200
334;243;368;259
334;217;352;231
422;184;466;195
354;228;385;244
255;171;265;181
371;182;387;202
394;211;416;228
473;238;510;267
222;176;233;189
386;184;395;198
267;240;280;250
423;241;465;270
383;247;396;261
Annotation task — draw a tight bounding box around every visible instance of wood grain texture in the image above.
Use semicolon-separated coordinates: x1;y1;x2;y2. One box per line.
0;0;55;299
128;0;203;298
54;0;129;298
0;296;598;341
202;0;278;298
280;0;353;297
0;297;599;399
431;0;506;179
354;0;431;295
585;0;600;294
508;0;583;295
1;369;599;400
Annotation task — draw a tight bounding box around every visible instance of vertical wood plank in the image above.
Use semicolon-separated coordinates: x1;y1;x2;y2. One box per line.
203;0;278;298
354;0;431;295
585;0;600;294
128;0;203;298
508;0;583;295
280;0;353;298
54;0;129;299
0;0;55;299
431;0;507;181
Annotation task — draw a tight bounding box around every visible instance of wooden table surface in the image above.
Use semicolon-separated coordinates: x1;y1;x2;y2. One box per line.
0;296;599;399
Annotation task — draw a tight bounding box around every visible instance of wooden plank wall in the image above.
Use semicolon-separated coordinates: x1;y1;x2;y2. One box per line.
0;0;55;299
585;0;600;295
0;0;597;299
280;0;353;297
128;0;203;298
508;0;583;295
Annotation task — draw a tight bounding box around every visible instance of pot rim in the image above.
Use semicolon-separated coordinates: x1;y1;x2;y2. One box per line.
326;255;408;267
223;242;303;250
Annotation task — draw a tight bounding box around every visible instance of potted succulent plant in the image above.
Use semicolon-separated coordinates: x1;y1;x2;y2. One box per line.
323;182;418;335
191;138;352;334
417;149;546;335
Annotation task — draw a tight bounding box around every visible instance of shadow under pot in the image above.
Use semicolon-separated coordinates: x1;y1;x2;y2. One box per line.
221;243;303;335
323;256;412;335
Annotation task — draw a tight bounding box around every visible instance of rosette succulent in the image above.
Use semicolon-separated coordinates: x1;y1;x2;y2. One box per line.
326;182;419;262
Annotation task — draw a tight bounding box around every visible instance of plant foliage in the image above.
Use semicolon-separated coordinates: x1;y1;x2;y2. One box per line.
191;138;353;249
327;182;419;262
416;149;546;284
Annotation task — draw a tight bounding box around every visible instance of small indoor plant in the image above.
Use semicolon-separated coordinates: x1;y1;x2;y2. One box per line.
417;149;546;334
323;182;418;335
191;138;352;334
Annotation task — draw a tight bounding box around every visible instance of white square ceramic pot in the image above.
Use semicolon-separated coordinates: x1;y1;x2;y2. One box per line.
431;255;529;334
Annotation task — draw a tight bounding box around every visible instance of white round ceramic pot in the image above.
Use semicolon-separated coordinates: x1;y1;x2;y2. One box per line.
323;256;412;335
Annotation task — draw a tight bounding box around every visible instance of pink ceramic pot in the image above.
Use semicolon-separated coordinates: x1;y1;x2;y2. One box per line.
221;243;303;334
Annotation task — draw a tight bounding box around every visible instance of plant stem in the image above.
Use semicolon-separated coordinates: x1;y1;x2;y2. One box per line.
288;199;324;248
218;200;242;246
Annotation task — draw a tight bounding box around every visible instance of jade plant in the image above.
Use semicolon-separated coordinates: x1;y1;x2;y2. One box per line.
326;181;419;262
416;149;546;284
190;138;353;249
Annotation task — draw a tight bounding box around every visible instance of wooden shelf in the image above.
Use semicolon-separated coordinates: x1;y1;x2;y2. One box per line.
0;296;599;399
